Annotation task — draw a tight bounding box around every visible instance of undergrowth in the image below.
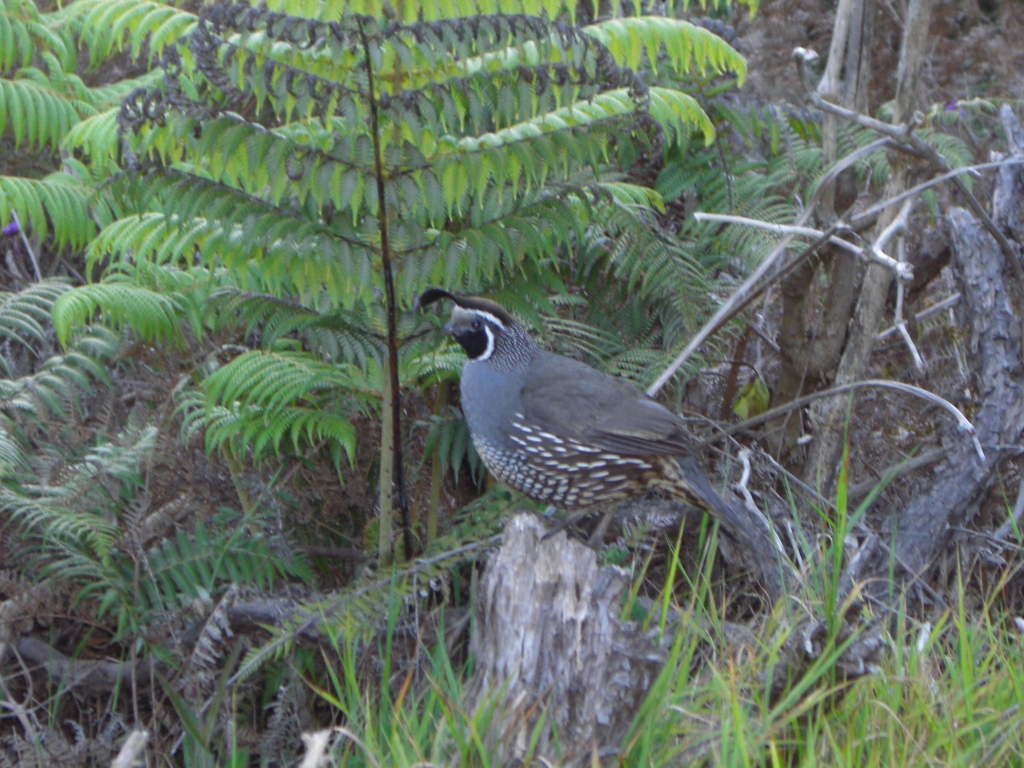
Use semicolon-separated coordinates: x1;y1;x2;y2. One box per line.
282;517;1024;767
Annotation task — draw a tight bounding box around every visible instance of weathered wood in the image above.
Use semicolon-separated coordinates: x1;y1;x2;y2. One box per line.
881;206;1024;581
875;110;1024;582
464;514;665;766
994;105;1024;246
14;637;163;695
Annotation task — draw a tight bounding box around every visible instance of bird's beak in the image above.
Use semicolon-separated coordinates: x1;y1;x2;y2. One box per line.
442;321;456;335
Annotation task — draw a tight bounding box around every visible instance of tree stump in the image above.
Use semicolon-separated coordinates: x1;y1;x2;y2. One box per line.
464;514;665;766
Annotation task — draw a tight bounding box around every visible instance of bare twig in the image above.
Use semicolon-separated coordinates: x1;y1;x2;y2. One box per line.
0;672;37;740
876;293;960;341
809;91;1024;325
646;135;894;396
850;158;1024;228
10;211;42;282
693;213;913;279
749;314;781;354
733;448;786;555
716;379;983;461
890;207;927;372
871;198;913;255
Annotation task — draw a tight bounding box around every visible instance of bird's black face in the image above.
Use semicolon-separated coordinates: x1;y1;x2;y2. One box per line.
444;307;505;361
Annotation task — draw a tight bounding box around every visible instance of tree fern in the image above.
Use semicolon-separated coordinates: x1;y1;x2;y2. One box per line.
54;0;755;566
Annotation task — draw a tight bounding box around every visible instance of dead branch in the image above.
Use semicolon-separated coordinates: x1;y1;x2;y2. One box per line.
807;93;1024;316
875;294;960;341
646;134;895;396
299;546;367;562
14;637;163;695
872;203;1024;587
859;108;1024;586
692;213;912;278
804;0;939;495
890;209;927;372
136;494;195;546
847;447;947;500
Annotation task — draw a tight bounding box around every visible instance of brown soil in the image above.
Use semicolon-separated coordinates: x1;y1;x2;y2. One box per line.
732;0;1024;112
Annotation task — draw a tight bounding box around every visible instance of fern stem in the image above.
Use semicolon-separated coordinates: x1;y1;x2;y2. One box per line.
359;18;412;563
223;448;255;516
378;351;395;566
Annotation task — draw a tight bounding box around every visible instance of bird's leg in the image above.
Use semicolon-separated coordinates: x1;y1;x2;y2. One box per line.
587;508;617;547
541;509;593;540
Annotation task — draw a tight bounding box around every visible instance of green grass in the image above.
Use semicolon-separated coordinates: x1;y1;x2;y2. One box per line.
292;518;1024;767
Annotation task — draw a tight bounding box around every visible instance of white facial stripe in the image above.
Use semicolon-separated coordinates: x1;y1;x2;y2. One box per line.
477;325;495;361
451;305;507;330
474;310;507;329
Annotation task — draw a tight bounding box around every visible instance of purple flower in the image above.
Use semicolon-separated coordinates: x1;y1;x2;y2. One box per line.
2;220;19;237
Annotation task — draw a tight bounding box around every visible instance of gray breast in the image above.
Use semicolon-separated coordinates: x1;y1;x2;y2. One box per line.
459;358;526;453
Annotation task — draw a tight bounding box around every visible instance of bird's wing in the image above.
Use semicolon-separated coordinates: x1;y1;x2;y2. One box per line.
519;353;696;457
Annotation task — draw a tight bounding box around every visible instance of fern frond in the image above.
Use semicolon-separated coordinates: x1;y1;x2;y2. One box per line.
422;405;485;486
192;350;367;464
0;73;93;150
0;421;27;475
2;487;121;559
0;172;94;249
69;0;197;65
585;16;746;85
596;181;666;212
203;402;357;468
62;108;120;176
1;0;73;71
203;350;372;413
0;278;71;355
0;326;115;422
52;279;187;347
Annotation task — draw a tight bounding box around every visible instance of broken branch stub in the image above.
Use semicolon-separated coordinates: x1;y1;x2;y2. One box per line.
464;514;665;766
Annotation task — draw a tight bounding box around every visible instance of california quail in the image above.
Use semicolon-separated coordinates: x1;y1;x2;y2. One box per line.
418;289;746;531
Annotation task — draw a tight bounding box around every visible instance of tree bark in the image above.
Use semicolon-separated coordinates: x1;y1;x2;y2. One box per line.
769;0;875;461
378;351;395;567
804;0;935;495
464;514;665;766
861;108;1024;590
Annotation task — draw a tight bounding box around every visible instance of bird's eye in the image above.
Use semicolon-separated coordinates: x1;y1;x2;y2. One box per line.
471;319;482;330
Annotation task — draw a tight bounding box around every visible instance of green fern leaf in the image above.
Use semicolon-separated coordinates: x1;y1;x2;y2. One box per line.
52;280;186;347
0;172;94;250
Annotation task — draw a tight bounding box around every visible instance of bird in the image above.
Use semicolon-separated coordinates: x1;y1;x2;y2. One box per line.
418;288;746;532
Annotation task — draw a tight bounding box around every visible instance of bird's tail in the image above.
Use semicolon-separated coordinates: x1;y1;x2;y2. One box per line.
656;456;747;532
